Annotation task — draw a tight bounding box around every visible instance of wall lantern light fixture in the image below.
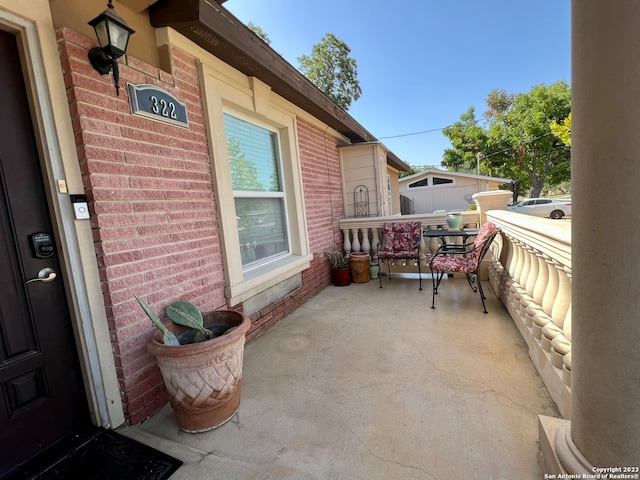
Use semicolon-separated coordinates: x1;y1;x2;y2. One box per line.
88;0;135;96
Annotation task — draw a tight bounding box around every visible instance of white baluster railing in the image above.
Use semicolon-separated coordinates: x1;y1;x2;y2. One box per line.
338;211;482;272
486;210;572;418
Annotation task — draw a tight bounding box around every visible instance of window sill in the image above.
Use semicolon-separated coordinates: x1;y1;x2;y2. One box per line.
225;254;313;306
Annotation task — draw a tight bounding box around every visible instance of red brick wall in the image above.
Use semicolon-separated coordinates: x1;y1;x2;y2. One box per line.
298;118;345;252
246;119;346;341
57;28;344;425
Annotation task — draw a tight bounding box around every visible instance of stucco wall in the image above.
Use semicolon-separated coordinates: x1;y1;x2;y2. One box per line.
57;28;343;424
50;0;163;71
340;144;379;218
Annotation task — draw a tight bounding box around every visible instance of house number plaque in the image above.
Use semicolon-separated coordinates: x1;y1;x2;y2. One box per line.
127;84;189;129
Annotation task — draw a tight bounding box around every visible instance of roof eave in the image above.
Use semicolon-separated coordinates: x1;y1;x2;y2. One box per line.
399;168;512;183
387;151;409;172
148;0;385;148
337;142;410;172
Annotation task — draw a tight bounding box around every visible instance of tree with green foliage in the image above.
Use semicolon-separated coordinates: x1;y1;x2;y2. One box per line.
442;81;571;200
227;137;266;228
247;22;271;45
442;107;489;174
399;165;447;178
227;137;264;192
551;112;572;147
298;33;362;111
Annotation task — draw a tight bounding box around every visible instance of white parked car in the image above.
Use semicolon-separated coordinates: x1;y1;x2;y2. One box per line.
508;198;572;219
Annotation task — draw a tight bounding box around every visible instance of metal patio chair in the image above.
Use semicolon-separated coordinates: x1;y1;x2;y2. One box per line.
377;221;422;290
429;222;500;313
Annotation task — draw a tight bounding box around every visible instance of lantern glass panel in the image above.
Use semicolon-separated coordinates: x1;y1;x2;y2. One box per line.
93;19;109;48
108;20;129;55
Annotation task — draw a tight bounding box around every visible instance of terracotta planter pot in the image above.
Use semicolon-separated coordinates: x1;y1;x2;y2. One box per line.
147;310;251;433
349;253;370;283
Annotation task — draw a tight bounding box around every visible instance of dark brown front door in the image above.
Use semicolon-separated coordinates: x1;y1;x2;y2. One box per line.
0;29;89;475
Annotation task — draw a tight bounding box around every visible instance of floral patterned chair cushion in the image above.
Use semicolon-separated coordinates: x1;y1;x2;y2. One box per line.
430;221;498;273
378;222;422;259
429;254;476;274
429;222;500;313
377;221;423;290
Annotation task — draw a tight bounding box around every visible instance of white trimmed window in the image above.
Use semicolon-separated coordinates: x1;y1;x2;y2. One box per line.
199;64;311;307
224;113;290;268
408;178;428;188
408;176;454;188
432;176;453;185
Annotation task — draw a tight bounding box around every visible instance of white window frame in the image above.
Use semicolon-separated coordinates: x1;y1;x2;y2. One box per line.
408;178;429;189
431;176;454;186
408;176;455;189
224;111;292;269
200;64;312;306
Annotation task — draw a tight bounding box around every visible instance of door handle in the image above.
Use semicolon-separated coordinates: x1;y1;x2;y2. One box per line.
25;267;57;285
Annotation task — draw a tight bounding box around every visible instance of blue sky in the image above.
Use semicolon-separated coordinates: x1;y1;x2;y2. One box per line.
225;0;571;168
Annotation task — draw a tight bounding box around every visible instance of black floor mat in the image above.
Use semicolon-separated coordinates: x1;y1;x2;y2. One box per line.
4;427;182;480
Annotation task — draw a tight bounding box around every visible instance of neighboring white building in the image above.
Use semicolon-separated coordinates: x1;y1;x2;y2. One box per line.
399;168;512;213
338;143;409;218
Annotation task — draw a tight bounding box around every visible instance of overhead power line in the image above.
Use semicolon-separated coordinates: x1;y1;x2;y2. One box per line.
378;117;482;140
378;126;448;139
379;125;556;159
482;132;554;159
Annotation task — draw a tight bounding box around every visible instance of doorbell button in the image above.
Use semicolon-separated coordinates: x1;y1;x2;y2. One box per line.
70;194;90;220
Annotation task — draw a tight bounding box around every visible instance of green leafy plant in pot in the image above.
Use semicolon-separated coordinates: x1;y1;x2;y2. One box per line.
136;296;251;432
324;249;350;286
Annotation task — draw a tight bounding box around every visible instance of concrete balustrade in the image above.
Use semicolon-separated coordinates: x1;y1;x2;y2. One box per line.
486;210;572;418
338;211;482;269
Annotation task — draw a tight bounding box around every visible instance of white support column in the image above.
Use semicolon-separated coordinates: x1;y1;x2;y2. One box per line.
533;259;560;340
341;228;351;256
541;259;561;320
425;227;439;258
524;252;548;328
360;228;371;255
371;227;380;261
350;228;360;254
541;0;640;473
531;254;549;309
472;190;512;225
508;239;526;313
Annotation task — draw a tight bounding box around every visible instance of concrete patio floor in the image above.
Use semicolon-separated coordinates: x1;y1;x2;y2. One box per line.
119;275;559;479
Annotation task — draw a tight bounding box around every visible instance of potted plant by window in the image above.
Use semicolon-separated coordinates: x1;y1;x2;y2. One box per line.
136;296;251;433
324;249;350;286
